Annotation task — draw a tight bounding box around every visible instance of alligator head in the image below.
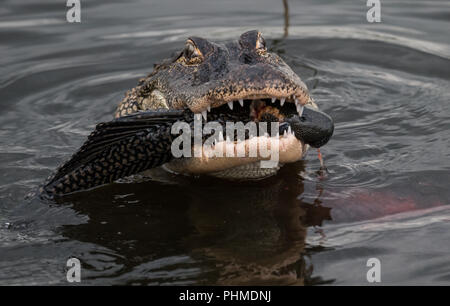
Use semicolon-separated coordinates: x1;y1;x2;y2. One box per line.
115;30;334;179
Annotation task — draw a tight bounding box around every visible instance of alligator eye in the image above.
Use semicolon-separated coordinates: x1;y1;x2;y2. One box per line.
256;34;266;51
183;40;203;64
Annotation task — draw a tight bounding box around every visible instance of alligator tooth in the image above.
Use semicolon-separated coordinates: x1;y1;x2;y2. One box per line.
207;105;211;112
288;126;292;135
227;101;233;110
294;97;304;115
238;99;244;107
283;130;288;138
195;113;202;121
280;97;285;106
218;131;224;142
271;97;276;103
297;104;304;116
201;110;207;121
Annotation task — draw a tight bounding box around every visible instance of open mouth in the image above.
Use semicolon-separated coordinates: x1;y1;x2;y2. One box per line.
166;86;333;178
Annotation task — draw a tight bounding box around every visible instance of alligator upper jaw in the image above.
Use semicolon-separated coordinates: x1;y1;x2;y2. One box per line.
189;94;308;123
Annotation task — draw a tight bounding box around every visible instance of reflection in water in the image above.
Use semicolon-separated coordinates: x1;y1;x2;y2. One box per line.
58;163;333;285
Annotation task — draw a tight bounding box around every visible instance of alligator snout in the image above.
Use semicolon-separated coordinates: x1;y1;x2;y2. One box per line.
281;107;334;148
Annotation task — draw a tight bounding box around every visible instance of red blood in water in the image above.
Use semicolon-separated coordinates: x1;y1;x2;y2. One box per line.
324;190;443;223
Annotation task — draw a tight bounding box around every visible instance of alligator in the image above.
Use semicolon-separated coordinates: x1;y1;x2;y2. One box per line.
41;30;334;197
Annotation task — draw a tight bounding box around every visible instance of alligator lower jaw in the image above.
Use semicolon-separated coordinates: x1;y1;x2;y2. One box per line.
164;133;306;177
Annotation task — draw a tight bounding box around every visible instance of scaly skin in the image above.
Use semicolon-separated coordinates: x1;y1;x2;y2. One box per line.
42;109;267;196
115;30;312;117
114;30;320;179
42;111;182;196
41;31;334;197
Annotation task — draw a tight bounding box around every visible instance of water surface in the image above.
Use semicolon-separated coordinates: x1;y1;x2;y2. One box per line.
1;0;450;285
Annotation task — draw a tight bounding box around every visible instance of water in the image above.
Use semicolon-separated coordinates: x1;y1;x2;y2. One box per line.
1;0;450;285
